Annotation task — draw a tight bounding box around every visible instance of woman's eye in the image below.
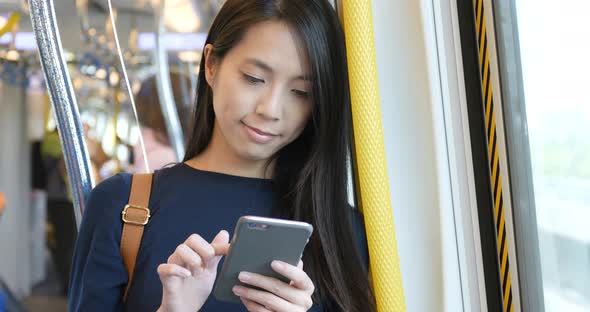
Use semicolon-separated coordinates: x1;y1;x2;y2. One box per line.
292;89;309;98
243;73;264;84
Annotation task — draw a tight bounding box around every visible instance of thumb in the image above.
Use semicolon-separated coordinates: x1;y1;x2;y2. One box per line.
211;230;230;254
207;230;230;271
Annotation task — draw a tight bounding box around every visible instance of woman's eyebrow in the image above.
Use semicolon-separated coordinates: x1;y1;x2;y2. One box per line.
245;58;274;72
244;58;311;81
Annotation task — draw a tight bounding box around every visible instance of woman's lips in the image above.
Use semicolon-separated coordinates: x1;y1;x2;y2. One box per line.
242;122;277;144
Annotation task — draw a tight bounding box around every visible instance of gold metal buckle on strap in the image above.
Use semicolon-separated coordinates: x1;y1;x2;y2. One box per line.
121;204;151;225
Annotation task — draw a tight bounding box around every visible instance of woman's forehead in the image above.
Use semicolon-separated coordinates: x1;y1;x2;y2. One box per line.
224;20;311;77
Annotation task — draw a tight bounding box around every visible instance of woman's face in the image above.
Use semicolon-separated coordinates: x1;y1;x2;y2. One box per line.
204;20;313;163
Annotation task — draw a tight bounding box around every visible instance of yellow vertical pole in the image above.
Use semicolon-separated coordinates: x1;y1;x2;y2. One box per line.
342;1;406;311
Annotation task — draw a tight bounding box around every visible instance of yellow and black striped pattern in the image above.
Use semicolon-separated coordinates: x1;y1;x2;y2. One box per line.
473;1;514;311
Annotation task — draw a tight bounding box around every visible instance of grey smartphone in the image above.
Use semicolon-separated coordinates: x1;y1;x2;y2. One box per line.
213;216;313;303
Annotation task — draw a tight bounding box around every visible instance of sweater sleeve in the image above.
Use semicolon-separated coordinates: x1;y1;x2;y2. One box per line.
68;173;132;312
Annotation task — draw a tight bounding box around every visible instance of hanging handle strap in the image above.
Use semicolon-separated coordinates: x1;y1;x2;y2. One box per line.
121;173;153;301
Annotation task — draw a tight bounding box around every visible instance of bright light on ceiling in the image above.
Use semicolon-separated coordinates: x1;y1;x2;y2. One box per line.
161;0;200;33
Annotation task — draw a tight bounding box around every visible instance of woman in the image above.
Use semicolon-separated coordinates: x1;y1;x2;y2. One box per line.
69;0;376;311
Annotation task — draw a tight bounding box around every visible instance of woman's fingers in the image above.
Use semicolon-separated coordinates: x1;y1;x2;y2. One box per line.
207;230;230;270
235;261;315;311
240;297;273;312
157;263;191;279
165;231;229;275
185;234;216;262
271;261;314;295
233;285;296;311
210;230;230;256
237;271;311;308
174;243;203;274
157;263;191;298
212;242;230;256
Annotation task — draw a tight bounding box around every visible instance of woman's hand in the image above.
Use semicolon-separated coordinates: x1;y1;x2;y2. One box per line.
234;260;315;312
156;230;230;312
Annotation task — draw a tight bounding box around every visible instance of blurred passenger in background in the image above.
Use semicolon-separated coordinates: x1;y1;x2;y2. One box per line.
132;72;191;173
0;191;5;217
40;130;76;295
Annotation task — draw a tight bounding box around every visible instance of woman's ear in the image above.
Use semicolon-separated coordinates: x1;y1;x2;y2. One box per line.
203;44;217;88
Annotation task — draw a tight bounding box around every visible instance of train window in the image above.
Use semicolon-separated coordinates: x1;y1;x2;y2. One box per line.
500;0;590;311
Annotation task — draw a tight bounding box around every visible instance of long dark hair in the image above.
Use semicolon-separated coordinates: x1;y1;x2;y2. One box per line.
183;0;376;310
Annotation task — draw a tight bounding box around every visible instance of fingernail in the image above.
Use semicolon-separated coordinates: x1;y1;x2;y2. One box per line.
182;269;192;277
232;286;244;295
238;272;251;282
271;260;284;270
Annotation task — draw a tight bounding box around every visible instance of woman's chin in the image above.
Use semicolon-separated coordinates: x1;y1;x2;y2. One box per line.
236;147;275;163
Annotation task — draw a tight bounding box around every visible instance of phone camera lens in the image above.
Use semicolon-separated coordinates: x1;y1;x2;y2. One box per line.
247;223;268;230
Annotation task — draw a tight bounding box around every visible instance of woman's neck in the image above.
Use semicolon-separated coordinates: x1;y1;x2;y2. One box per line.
185;123;274;179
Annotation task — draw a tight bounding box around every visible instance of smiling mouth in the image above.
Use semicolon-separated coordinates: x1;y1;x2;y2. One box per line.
242;122;279;144
242;122;278;137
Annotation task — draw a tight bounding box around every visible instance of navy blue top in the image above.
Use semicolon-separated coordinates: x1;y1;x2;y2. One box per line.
68;163;368;311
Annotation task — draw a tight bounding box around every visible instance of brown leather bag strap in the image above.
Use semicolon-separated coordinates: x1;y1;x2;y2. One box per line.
121;173;153;302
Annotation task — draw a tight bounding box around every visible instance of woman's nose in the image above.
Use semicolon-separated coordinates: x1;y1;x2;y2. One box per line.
255;88;282;120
